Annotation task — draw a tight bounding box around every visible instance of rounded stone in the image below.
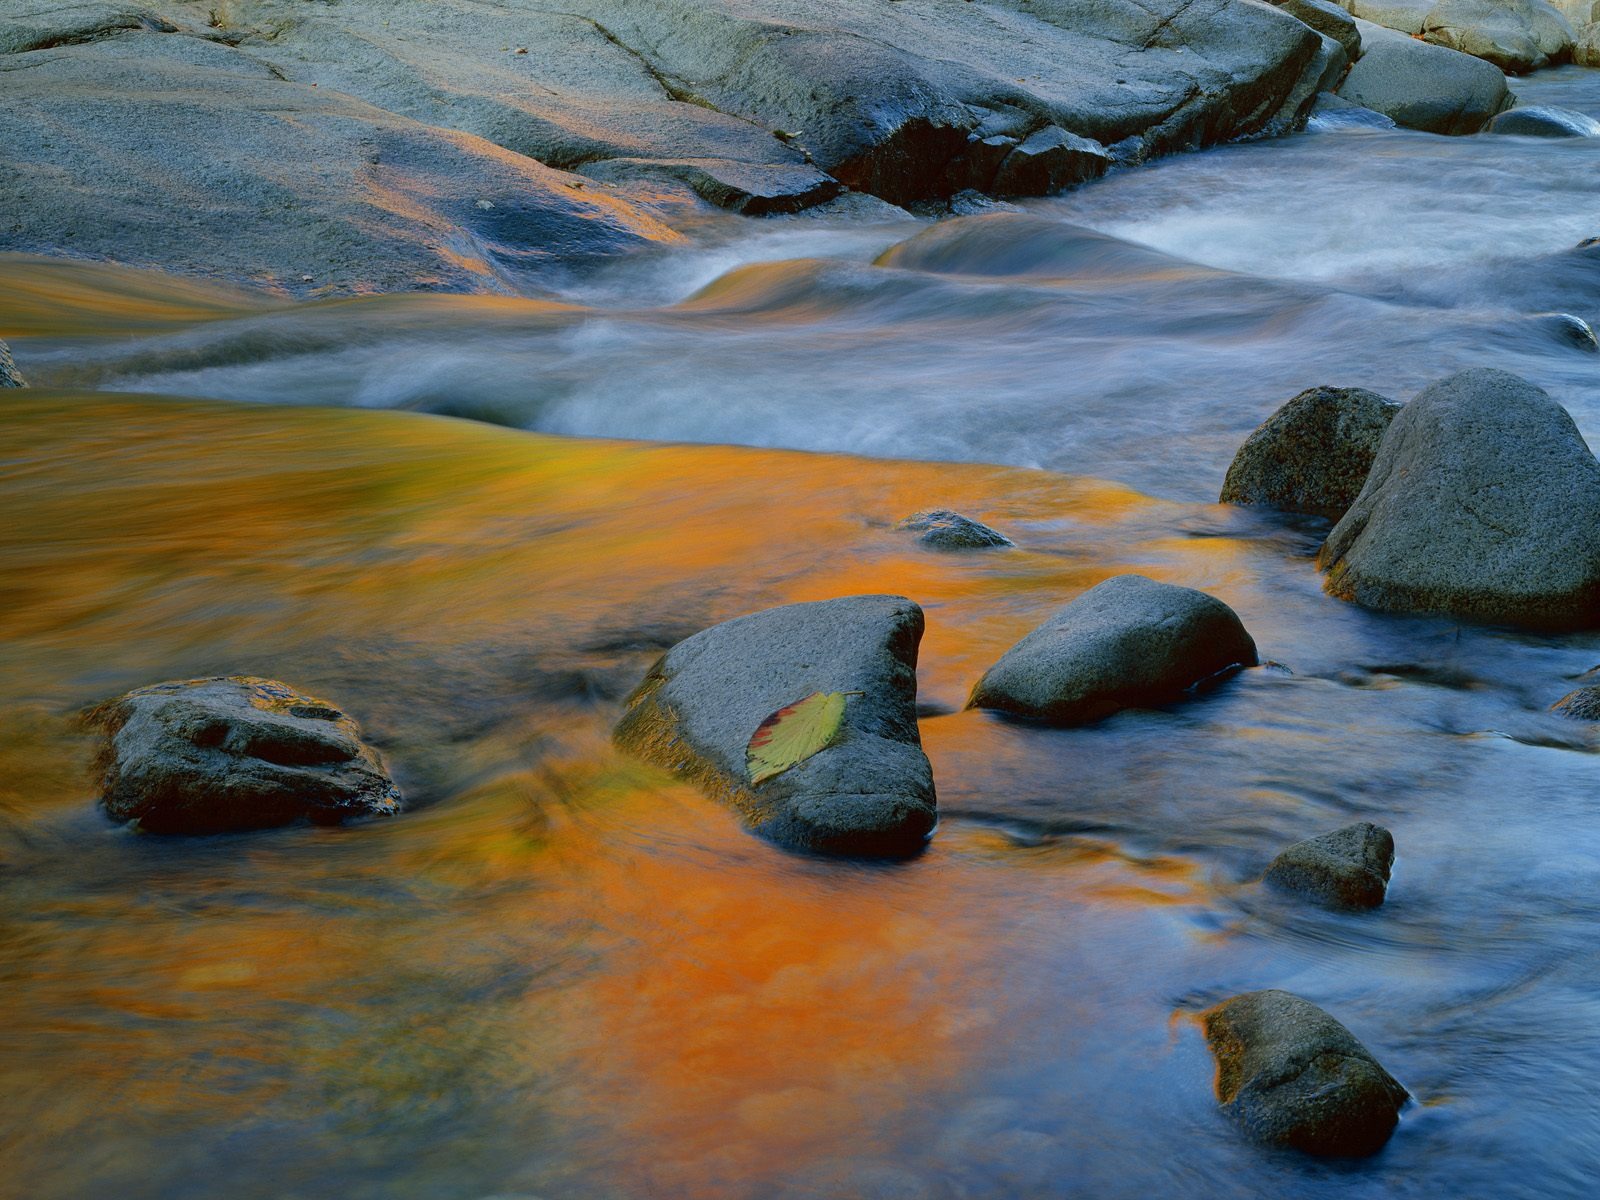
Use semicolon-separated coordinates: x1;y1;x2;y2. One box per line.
968;575;1258;725
1203;990;1409;1157
1221;386;1401;519
1264;821;1395;909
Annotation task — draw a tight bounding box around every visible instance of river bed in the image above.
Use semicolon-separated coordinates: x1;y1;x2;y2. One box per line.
3;68;1600;1200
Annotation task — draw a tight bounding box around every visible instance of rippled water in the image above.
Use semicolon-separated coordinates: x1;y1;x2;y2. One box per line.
5;67;1600;1200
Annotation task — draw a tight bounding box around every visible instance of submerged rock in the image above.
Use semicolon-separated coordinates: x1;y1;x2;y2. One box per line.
1307;92;1398;130
897;510;1013;550
1489;105;1600;137
1552;686;1600;720
968;576;1257;726
1203;990;1408;1157
0;340;24;388
1264;822;1395;909
1319;369;1600;630
615;595;937;857
1338;20;1512;133
1530;311;1600;351
93;676;401;834
1221;386;1400;520
1421;0;1575;73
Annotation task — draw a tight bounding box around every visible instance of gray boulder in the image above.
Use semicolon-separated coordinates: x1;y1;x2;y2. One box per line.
1343;0;1436;34
1203;990;1408;1157
1489;105;1600;138
1319;369;1600;630
615;595;937;857
0;340;25;388
1275;0;1364;61
1338;20;1512;134
1264;822;1395;909
968;575;1258;725
1221;386;1401;520
897;510;1013;550
1422;0;1575;72
92;676;401;834
1553;686;1600;720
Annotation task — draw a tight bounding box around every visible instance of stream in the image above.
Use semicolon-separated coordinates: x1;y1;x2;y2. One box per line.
3;68;1600;1200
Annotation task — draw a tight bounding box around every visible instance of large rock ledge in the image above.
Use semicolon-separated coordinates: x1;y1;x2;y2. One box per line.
615;596;938;858
0;0;1336;289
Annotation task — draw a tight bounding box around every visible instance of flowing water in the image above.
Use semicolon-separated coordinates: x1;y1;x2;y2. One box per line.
4;69;1600;1200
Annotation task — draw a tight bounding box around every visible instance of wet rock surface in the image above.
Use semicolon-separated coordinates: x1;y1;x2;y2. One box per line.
1319;368;1600;630
615;595;937;857
1264;822;1395;909
969;575;1258;726
897;510;1013;550
1489;104;1600;137
93;676;401;834
0;0;1337;288
1203;990;1409;1157
1552;686;1600;720
0;340;25;388
1221;386;1401;519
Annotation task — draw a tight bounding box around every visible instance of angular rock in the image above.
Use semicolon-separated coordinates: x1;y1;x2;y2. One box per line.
92;676;401;834
0;340;25;388
1552;686;1600;720
897;510;1013;550
968;575;1258;725
1203;990;1408;1157
1221;386;1401;520
1338;21;1512;134
1275;0;1365;62
1264;822;1395;909
1422;0;1575;72
615;595;937;857
1489;105;1600;138
1319;369;1600;630
989;127;1113;199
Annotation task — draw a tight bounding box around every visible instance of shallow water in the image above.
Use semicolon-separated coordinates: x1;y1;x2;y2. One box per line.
6;68;1600;1200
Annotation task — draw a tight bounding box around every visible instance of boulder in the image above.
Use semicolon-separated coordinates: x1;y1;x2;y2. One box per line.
1221;386;1401;520
0;340;25;388
615;595;937;857
897;510;1013;550
1203;990;1408;1157
1422;0;1575;72
968;575;1258;725
1264;822;1395;909
1319;369;1600;630
1275;0;1365;61
1343;0;1436;34
1488;106;1600;138
92;676;401;834
1579;20;1600;63
1338;20;1512;134
1552;686;1600;720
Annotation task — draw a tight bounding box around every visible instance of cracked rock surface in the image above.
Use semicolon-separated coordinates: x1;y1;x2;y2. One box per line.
0;0;1332;290
93;676;402;834
1320;368;1600;630
1203;990;1408;1157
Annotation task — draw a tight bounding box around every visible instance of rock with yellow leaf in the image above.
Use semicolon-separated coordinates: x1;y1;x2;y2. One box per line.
615;595;936;857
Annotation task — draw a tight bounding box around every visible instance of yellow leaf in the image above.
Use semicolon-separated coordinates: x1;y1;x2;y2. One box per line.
746;691;850;786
